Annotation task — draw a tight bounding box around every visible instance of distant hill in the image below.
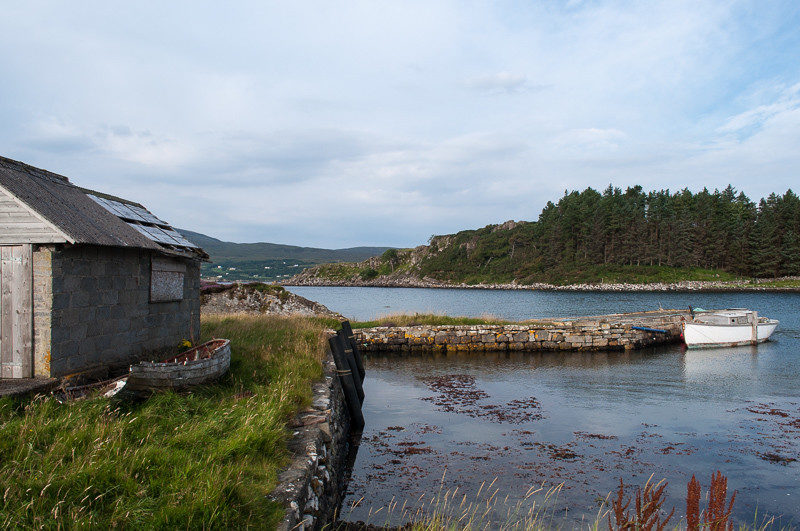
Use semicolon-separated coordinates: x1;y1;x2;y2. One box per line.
177;229;391;281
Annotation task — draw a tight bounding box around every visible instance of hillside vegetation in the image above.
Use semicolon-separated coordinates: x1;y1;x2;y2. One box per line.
290;185;800;286
177;229;390;281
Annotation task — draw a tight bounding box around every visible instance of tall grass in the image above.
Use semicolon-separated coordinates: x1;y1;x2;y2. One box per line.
341;472;581;530
0;314;327;528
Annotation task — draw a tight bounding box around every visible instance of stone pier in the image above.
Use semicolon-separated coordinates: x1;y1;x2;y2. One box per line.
353;310;689;353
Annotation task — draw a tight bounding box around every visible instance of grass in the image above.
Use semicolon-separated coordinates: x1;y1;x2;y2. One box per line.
348;312;510;329
539;265;739;285
745;277;800;288
248;282;292;301
313;262;362;281
430;265;740;286
0;314;327;529
342;473;574;531
307;313;516;331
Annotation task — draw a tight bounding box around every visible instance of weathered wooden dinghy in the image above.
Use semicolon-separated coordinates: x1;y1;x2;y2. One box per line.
124;338;231;392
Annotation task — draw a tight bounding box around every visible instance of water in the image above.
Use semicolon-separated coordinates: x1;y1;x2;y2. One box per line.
287;287;800;527
287;285;798;323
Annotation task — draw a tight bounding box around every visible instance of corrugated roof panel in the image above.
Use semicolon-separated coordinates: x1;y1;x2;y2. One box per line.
90;195;151;223
129;205;166;224
162;228;200;249
97;196;127;218
129;223;154;239
113;203;148;222
143;224;187;246
149;226;182;246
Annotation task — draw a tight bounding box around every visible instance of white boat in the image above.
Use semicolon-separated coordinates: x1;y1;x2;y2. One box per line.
682;309;778;348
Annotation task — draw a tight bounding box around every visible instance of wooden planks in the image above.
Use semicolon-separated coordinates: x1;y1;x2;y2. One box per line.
0;245;33;378
1;246;11;377
0;189;64;244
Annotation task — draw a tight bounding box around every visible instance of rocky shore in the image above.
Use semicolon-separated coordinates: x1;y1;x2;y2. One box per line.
284;273;800;292
201;281;343;318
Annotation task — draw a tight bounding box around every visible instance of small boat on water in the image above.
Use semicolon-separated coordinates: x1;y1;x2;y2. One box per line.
124;338;231;393
682;308;778;348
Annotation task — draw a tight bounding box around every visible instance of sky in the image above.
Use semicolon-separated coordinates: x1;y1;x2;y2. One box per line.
1;1;799;248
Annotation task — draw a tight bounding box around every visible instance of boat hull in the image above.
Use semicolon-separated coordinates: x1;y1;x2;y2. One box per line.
682;321;778;348
125;339;231;392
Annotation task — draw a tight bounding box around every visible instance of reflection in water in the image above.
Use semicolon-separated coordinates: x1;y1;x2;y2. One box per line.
682;347;760;382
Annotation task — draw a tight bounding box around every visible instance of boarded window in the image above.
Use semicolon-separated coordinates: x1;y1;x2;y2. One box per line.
151;257;185;302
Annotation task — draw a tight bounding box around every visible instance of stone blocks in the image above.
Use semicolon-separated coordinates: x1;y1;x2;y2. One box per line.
354;311;687;355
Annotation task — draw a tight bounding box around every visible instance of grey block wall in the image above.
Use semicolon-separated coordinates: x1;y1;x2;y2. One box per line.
46;245;201;377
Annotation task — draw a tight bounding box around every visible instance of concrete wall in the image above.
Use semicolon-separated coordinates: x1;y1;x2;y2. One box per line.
354;311;688;354
34;244;201;377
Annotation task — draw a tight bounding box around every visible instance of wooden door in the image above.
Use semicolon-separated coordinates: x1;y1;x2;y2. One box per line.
0;245;33;378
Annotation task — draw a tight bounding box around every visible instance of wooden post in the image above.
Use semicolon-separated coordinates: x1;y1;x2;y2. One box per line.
337;330;364;404
751;310;758;345
340;321;366;381
328;335;364;430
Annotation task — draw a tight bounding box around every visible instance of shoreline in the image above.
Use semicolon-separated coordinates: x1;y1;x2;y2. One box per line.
281;276;800;293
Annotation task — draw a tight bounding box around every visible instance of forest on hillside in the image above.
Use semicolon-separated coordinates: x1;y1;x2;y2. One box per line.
415;185;800;284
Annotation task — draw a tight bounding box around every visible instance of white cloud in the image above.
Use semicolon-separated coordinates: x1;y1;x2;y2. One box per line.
716;83;800;136
466;72;545;95
551;128;627;155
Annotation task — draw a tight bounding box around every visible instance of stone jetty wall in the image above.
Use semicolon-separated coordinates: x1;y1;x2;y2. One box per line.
271;350;352;530
354;310;689;353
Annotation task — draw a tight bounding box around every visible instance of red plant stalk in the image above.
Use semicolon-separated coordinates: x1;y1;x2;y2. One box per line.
608;477;673;531
704;471;737;530
609;478;633;530
686;475;701;531
640;478;674;531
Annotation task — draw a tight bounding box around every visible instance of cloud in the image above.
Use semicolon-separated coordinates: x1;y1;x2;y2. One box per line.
1;1;799;247
465;72;547;95
716;83;800;138
22;117;96;154
551;128;627;155
683;86;800;197
21;118;195;168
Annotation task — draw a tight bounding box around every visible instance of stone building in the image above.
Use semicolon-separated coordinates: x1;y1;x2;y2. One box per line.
0;156;208;379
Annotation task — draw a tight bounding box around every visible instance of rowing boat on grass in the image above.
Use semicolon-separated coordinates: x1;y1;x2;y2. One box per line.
124;338;231;392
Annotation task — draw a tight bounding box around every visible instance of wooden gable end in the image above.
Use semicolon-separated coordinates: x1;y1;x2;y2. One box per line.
0;186;66;245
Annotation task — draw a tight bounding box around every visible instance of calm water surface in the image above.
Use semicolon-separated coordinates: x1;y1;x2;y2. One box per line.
287;287;800;527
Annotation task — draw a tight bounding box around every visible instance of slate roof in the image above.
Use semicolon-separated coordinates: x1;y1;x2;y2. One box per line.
0;156;207;259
